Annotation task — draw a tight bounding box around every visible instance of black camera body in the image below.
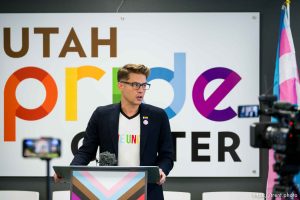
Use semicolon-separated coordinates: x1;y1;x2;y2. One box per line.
239;95;300;161
239;95;300;196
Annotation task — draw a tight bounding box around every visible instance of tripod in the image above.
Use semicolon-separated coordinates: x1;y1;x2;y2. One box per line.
272;174;300;200
41;158;52;200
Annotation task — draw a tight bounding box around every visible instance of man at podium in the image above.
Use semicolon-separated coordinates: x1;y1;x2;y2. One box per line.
56;64;174;200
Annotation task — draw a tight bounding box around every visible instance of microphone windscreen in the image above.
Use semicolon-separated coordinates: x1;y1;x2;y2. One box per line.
99;151;117;166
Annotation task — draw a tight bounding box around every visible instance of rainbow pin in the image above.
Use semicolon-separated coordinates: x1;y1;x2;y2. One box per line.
143;116;149;125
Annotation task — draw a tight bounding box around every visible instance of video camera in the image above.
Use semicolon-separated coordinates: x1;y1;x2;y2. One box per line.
239;95;300;197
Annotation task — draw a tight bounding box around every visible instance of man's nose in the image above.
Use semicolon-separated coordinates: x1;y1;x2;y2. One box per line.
137;87;144;92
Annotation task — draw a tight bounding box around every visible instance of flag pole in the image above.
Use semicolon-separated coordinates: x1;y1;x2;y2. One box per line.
285;0;290;6
285;0;290;26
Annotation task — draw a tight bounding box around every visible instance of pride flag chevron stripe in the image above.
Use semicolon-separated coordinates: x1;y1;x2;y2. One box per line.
71;171;146;200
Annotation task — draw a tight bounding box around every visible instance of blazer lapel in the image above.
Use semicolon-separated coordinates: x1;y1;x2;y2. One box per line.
109;103;121;157
140;104;149;158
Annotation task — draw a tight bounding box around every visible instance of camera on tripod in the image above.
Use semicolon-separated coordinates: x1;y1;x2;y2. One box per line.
239;95;300;198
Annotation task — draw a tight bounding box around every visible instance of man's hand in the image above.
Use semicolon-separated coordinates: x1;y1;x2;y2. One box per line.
53;173;62;183
157;168;166;185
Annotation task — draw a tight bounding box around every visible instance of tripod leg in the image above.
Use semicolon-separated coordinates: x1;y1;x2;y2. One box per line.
291;184;300;200
46;159;52;200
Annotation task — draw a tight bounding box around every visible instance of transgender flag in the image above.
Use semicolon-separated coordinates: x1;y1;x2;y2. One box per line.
267;3;300;199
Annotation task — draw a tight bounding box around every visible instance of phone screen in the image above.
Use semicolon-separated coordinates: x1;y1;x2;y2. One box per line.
238;105;259;118
23;138;61;159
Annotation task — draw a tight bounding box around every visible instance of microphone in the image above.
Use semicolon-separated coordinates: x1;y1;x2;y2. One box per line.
98;151;117;166
273;102;296;111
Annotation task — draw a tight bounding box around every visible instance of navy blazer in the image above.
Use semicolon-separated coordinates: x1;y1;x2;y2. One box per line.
71;103;174;199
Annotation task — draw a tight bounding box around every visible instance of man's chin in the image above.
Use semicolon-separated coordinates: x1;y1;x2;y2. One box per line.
134;100;143;105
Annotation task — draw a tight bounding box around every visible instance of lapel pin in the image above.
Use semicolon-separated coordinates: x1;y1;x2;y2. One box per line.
143;116;149;125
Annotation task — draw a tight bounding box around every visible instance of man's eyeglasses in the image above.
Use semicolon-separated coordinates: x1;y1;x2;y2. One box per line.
120;81;151;90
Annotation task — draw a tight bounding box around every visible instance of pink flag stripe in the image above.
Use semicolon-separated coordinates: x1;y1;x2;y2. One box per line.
266;149;275;197
279;28;291;57
279;78;298;104
82;171;138;197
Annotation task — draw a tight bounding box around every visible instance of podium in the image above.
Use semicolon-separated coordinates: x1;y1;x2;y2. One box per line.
53;166;160;200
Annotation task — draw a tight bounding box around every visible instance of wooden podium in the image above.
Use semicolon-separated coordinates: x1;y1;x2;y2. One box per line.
53;166;160;200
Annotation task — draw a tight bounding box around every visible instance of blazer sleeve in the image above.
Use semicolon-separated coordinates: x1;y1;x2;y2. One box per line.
157;110;174;175
70;108;100;165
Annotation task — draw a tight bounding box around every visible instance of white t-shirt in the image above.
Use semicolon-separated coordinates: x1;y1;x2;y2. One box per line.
118;111;140;166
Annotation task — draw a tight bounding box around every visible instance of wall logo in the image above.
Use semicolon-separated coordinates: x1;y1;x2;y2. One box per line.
147;53;186;119
192;67;241;121
113;54;241;121
4;67;58;141
3;57;242;142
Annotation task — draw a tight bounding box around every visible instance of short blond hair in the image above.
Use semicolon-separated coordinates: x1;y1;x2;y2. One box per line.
117;64;150;81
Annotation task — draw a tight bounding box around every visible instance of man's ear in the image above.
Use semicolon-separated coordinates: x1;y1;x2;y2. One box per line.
117;82;123;90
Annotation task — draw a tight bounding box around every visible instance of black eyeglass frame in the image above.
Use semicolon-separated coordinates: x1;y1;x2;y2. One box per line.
120;81;151;90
